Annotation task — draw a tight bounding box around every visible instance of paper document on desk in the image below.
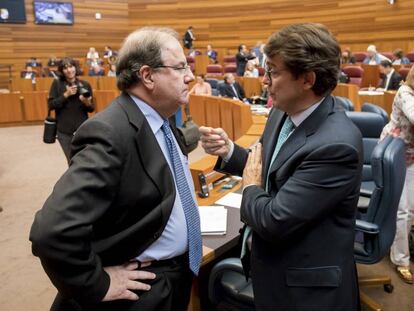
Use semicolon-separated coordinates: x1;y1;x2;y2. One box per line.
215;192;242;209
199;205;227;235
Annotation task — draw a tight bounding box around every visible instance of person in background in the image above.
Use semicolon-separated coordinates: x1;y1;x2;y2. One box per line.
341;48;356;64
236;44;255;76
48;55;60;67
30;26;201;311
21;65;37;80
26;57;41;67
200;23;362;311
107;64;117;77
392;48;410;65
103;46;113;59
86;47;100;66
206;44;217;63
183;26;195;50
189;74;212;95
219;73;247;102
244;61;259;78
377;59;403;91
380;65;414;285
363;45;390;65
47;57;94;163
88;63;105;76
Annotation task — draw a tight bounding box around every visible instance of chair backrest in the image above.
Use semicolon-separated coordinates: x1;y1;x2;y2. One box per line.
334;96;355;111
361;102;389;124
346;111;387;182
342;66;364;87
224;64;237;74
353;52;368;63
223;55;236;64
399;67;410;80
354;136;406;264
206;64;223;77
405;52;414;63
381;52;394;60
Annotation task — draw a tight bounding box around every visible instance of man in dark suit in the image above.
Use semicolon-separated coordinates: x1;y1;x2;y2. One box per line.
200;23;362;311
30;27;202;311
219;73;246;101
183;26;195;50
236;44;255;76
378;59;403;91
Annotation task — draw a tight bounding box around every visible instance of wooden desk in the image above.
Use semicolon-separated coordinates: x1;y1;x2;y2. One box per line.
332;83;361;111
0;93;24;123
361;64;380;88
35;77;54;92
242;77;262;98
195;55;209;75
246;123;265;136
383;91;397;115
21;91;48;121
252;115;267;125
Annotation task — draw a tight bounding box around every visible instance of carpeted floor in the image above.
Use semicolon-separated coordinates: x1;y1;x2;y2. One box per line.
0;125;412;310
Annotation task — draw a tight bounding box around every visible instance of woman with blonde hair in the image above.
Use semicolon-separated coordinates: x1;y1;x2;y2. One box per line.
381;65;414;284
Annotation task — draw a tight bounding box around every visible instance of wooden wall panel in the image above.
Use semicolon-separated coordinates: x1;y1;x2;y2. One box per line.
128;0;414;55
0;0;129;88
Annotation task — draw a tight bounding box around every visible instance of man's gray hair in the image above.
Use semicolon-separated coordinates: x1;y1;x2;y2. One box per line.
116;27;179;91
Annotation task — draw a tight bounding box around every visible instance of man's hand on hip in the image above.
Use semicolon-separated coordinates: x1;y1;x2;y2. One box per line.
102;261;155;301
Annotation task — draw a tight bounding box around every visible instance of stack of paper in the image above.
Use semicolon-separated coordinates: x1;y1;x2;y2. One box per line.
215;192;243;209
199;205;227;235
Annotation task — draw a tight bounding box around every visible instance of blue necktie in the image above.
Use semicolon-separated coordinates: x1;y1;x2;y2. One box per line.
161;121;202;275
241;116;295;258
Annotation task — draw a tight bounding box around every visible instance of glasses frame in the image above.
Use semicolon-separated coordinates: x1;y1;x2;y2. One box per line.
153;63;191;74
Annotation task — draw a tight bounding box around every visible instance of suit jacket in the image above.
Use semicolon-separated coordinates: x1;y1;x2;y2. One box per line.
219;82;245;100
184;30;193;49
30;93;187;310
236;52;255;76
215;96;363;311
379;71;403;90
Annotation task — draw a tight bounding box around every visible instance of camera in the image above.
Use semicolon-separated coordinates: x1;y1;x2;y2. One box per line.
77;82;91;98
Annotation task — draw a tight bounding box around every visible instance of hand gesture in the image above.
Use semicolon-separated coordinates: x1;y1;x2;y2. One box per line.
79;94;92;106
102;261;155;302
199;126;232;158
64;84;77;98
242;143;262;188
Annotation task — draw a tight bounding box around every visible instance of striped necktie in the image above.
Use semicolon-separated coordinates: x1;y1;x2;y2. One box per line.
161;120;202;275
241;116;295;259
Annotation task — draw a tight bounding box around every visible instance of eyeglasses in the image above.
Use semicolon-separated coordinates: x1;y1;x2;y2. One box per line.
154;63;191;74
264;64;285;80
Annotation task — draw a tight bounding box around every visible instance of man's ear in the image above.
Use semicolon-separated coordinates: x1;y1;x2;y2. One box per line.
303;71;316;90
139;65;155;90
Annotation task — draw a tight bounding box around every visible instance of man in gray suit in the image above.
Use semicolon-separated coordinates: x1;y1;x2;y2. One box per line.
30;27;201;311
200;23;363;311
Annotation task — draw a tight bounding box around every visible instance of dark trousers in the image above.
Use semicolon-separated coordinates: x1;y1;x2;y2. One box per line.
57;131;73;164
51;255;193;311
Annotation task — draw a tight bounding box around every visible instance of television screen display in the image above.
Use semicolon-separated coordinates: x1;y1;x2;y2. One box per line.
33;1;73;25
0;0;26;24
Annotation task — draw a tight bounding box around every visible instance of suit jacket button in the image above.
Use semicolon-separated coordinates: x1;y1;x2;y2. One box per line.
153;232;159;239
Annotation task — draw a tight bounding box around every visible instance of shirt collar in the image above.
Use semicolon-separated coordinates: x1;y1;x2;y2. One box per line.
290;97;325;128
386;69;394;79
129;94;165;134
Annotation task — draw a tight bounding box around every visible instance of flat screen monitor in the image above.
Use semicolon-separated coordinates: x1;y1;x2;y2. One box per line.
33;1;73;25
0;0;27;24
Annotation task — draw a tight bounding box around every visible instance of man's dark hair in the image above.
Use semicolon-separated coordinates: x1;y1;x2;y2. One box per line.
264;23;341;96
380;59;392;68
116;27;178;91
57;57;80;81
238;44;245;52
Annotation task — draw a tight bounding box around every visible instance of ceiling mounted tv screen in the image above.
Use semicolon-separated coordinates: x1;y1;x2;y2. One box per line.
33;1;73;25
0;0;27;24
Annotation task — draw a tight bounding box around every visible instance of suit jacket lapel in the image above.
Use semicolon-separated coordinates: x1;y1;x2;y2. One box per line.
117;93;175;223
267;96;334;176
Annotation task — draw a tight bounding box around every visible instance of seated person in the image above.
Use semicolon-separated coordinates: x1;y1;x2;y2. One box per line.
219;73;247;102
377;59;403;91
21;66;37;80
86;47;100;66
107;64;116;77
47;56;60;67
88;64;105;76
26;57;41;68
206;44;217;63
363;45;391;65
108;55;117;66
41;67;58;79
341;48;356;64
103;46;114;58
244;61;259;77
392;48;410;65
189;74;212;95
